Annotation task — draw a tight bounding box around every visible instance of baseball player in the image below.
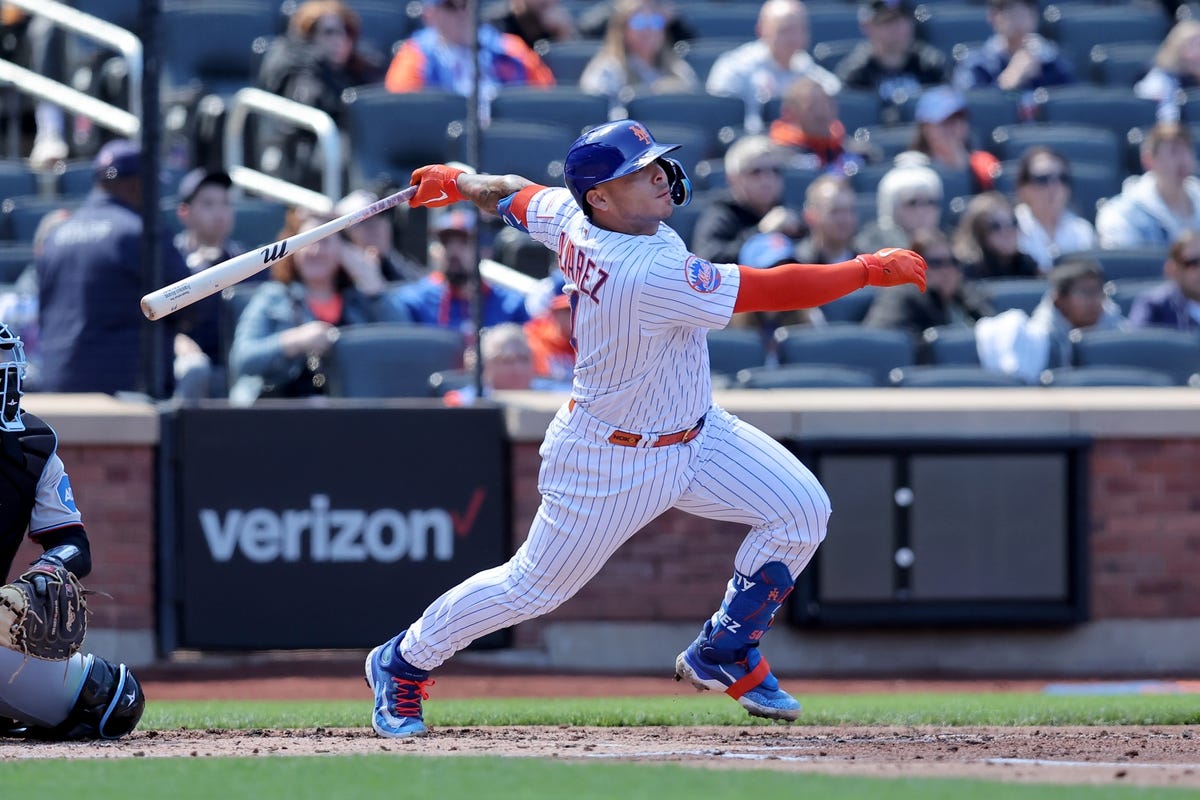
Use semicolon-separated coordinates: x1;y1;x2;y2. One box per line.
365;120;927;738
0;324;146;740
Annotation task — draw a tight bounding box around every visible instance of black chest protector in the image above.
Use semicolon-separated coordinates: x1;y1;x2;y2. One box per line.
0;412;55;581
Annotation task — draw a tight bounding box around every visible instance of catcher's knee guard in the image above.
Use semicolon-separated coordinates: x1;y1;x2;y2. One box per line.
42;655;145;740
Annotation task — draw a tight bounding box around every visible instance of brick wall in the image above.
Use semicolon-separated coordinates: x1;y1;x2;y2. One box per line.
510;438;1200;646
14;444;155;631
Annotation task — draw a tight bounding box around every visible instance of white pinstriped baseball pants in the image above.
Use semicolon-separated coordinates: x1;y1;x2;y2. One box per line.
400;402;831;670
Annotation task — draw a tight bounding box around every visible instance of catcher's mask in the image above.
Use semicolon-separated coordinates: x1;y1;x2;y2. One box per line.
563;119;692;217
0;323;26;432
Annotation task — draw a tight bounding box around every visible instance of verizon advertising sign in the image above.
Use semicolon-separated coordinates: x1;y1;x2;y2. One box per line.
163;406;509;649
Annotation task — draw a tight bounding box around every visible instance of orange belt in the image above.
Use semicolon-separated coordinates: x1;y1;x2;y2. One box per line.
569;399;705;448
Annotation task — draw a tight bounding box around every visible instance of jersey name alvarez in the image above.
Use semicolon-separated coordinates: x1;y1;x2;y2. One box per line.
557;231;608;302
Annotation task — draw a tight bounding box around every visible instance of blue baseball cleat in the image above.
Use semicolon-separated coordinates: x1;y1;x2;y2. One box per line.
674;624;801;722
365;636;434;738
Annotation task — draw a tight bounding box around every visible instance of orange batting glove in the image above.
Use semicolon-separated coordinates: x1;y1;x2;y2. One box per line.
409;164;466;208
857;248;928;293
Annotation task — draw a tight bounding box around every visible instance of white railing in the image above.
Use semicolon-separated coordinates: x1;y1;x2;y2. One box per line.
0;0;142;139
223;87;342;215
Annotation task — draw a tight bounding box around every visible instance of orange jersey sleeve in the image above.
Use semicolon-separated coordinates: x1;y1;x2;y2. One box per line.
733;260;868;313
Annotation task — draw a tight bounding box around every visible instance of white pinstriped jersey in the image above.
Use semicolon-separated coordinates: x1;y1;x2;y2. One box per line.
520;187;741;434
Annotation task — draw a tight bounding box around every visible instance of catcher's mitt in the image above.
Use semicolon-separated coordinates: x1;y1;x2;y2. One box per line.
0;564;88;660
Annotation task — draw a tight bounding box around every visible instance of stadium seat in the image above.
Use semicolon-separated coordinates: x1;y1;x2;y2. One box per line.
1070;328;1200;385
452;120;578;187
230;199;289;249
781;165;822;207
642;122;713;170
990;124;1122;171
0;244;33;284
961;89;1023;144
707;328;768;377
734;363;879;389
854;124;918;163
691;158;726;192
812;38;860;73
344;88;467;187
1104;278;1162;317
818;287;877;324
161;3;278;98
323;323;466;398
1040;365;1177;387
492;227;555;280
625;92;745;157
914;5;993;59
1033;87;1160;146
668;203;703;249
773;323;917;384
219;282;264;375
0;196;80;243
888;364;1027;387
428;368;474;398
807;3;870;44
0;161;40;201
54;159;100;198
536;40;602;85
679;3;760;41
1088;41;1157;87
836;89;884;135
491;86;610;137
1046;7;1168;79
1062;248;1166;283
340;0;423;63
979;278;1048;315
678;39;751;85
921;325;980;365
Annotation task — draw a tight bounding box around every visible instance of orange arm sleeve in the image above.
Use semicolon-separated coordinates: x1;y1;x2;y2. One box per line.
385;43;426;93
733;260;868;313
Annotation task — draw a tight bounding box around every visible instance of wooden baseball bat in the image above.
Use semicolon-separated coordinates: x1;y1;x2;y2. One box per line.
140;185;419;321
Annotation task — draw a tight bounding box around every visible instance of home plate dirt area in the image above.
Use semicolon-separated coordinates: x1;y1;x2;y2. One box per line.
2;673;1197;788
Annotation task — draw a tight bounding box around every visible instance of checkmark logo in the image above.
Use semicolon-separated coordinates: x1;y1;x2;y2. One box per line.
451;488;485;536
429;189;448;203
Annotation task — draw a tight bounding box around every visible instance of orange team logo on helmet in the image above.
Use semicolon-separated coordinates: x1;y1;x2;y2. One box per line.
684;255;722;293
630;124;653;145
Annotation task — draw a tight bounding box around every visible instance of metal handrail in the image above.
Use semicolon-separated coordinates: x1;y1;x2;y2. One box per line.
223;87;342;215
3;0;143;138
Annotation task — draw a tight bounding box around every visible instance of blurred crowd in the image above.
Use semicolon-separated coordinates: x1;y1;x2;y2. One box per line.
1;0;1198;403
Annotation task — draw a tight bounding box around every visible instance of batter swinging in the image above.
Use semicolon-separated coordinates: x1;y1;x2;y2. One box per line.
366;120;927;737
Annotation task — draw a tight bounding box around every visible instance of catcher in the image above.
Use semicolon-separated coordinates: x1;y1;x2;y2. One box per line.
0;323;144;740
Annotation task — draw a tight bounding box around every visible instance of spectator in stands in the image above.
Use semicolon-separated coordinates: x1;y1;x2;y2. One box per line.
1134;20;1200;121
953;191;1039;280
2;7;69;167
389;207;531;334
227;206;405;404
443;322;563;406
728;232;822;362
855;153;944;252
768;77;873;174
0;207;66;391
1128;228;1200;332
523;275;575;390
1095;122;1200;250
36;141;195;398
575;0;693;46
484;0;578;50
580;0;698;111
1013;146;1097;272
904;85;999;193
172;168;247;399
386;0;555;121
976;256;1125;382
795;174;858;265
706;0;841;134
835;0;948;118
257;0;386;191
335;189;428;284
691;135;803;265
952;0;1074;97
863;228;992;340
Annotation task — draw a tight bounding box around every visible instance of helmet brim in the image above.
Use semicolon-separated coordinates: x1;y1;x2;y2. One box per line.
597;142;681;187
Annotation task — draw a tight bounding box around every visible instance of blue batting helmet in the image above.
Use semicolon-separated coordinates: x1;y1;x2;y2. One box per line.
563;120;692;216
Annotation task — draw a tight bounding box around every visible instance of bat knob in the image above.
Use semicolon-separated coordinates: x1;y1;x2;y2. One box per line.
140;296;158;321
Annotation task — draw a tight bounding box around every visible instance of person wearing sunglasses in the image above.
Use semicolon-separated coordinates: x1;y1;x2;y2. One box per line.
580;0;698;112
1128;228;1200;333
256;1;387;191
1013;146;1097;273
1095;122;1200;251
863;228;992;340
692;135;804;264
855;153;944;252
952;191;1039;280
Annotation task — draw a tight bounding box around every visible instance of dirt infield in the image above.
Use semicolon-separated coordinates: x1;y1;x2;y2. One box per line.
3;673;1198;788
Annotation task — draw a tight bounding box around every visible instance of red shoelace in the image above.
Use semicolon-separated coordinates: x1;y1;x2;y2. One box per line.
390;677;434;718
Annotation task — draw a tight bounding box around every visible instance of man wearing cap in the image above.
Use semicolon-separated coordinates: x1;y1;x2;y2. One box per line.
172;168;247;398
35;140;193;396
835;0;947;118
388;205;531;332
952;0;1074;95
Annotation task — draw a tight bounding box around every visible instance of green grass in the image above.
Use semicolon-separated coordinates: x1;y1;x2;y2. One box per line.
139;692;1200;730
1;755;1197;800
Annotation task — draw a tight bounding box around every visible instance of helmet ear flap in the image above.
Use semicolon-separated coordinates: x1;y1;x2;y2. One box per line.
659;157;692;208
